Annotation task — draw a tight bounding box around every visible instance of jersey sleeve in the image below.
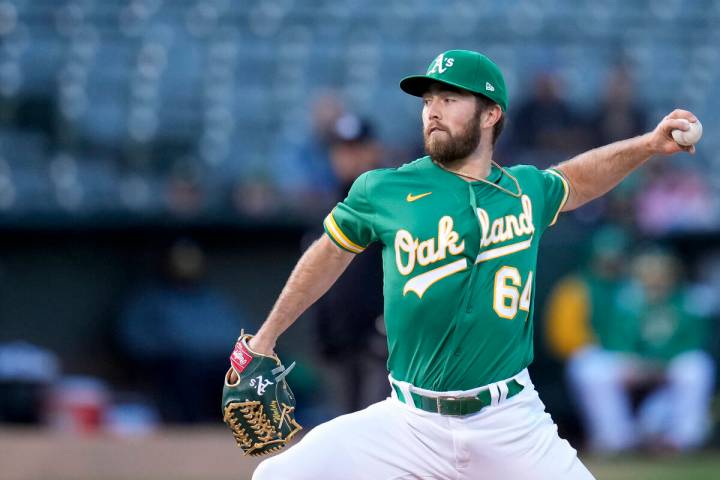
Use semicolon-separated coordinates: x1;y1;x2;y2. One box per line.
323;171;378;254
538;167;570;229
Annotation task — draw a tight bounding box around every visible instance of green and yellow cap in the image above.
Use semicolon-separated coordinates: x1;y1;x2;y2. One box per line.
400;50;508;111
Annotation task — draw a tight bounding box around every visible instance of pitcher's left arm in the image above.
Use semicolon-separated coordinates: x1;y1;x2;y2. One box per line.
556;109;697;212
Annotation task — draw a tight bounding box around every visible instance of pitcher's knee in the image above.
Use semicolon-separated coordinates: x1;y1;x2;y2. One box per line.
252;457;284;480
252;453;305;480
669;350;716;385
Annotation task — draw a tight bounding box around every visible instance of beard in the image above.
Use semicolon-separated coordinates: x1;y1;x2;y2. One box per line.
424;107;482;166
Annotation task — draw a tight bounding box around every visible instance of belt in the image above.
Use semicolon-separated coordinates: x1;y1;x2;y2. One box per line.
391;377;524;416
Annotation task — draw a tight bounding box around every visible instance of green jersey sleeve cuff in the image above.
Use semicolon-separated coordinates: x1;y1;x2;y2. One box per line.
546;168;570;227
323;212;366;254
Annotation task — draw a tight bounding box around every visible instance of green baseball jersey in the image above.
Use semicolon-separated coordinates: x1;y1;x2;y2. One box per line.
615;285;710;362
582;272;635;352
323;156;569;391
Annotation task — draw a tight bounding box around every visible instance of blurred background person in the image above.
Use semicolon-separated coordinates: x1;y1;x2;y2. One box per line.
545;225;631;360
617;249;715;451
116;238;252;423
588;64;647;147
634;161;717;235
545;225;635;453
568;65;649;227
273;91;347;209
0;341;59;424
311;113;387;416
556;246;715;453
507;71;590;167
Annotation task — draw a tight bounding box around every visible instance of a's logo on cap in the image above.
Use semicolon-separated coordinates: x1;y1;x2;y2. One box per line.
485;82;495;92
427;53;455;75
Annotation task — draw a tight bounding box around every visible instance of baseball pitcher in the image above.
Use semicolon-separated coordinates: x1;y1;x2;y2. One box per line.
223;50;699;479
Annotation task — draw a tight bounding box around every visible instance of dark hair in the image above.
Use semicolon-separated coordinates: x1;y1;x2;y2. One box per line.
474;94;505;147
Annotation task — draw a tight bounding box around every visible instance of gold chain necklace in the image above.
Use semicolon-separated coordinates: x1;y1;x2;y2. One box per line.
434;160;523;198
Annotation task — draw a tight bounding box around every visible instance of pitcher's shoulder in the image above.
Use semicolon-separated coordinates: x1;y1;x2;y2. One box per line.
505;163;567;178
363;157;433;190
503;163;549;188
396;156;434;173
504;163;542;177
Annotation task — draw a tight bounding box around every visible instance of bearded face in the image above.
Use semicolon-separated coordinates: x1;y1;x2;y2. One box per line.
424;100;483;166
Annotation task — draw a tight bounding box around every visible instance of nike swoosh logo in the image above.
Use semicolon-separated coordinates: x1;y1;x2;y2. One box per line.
406;192;433;202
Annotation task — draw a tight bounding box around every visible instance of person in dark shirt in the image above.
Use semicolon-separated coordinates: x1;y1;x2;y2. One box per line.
510;72;589;163
589;65;647;147
118;239;251;422
313;114;387;414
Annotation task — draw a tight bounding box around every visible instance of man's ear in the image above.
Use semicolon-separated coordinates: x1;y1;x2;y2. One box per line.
481;105;503;129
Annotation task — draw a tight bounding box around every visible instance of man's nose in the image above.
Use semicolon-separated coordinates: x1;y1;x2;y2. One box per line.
425;99;441;120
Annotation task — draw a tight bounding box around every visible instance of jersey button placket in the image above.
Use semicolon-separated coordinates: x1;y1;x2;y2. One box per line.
437;184;479;384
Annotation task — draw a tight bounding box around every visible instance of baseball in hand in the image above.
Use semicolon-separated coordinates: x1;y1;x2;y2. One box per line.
672;119;703;146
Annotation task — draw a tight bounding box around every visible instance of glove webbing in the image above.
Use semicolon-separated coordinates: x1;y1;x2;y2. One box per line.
272;361;295;382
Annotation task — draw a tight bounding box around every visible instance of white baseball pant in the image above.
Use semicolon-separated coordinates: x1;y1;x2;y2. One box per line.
253;369;594;479
567;347;716;452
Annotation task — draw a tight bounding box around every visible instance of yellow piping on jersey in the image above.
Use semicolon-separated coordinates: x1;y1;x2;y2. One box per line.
546;168;569;227
324;212;365;254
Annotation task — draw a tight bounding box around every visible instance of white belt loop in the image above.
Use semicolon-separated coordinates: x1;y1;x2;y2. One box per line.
389;374;415;407
514;368;530;388
497;381;509;403
489;384;500;406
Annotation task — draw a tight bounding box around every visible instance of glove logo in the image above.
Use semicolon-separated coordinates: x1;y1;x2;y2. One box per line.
229;339;254;374
249;375;274;395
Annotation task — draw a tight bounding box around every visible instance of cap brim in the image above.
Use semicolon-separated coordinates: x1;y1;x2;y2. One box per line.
400;75;477;97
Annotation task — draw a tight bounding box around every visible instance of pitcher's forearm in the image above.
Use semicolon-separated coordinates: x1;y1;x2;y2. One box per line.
250;234;355;354
556;133;654;211
555;110;697;212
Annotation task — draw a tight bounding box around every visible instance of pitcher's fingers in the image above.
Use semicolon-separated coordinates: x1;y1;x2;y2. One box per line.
666;109;697;122
664;118;691;132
